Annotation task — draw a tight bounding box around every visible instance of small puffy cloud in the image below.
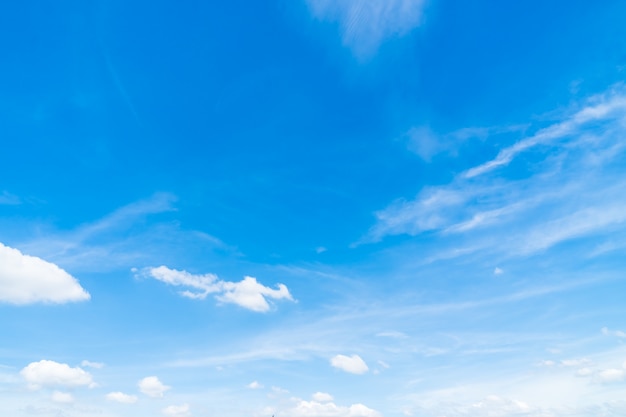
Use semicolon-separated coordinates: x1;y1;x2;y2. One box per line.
330;354;369;374
470;395;532;416
597;369;625;383
312;392;334;402
139;376;170;398
248;381;263;389
51;391;74;404
140;266;294;313
493;267;504;275
0;243;90;304
306;0;425;57
21;360;94;390
106;391;138;404
539;360;555;367
576;368;594;377
601;327;626;338
288;399;380;417
162;403;190;417
80;360;104;369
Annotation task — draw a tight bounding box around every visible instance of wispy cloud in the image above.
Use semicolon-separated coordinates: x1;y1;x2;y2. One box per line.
306;0;426;57
0;191;20;205
361;85;626;259
139;266;294;312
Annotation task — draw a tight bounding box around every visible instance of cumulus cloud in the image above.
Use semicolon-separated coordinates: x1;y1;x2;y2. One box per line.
248;381;264;389
0;243;90;304
51;391;74;404
330;354;369;374
288;399;380;417
139;266;294;312
313;392;334;402
162;403;190;417
306;0;425;57
139;376;170;398
106;391;138;404
20;360;94;390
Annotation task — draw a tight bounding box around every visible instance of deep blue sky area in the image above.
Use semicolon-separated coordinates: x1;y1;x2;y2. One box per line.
1;1;626;416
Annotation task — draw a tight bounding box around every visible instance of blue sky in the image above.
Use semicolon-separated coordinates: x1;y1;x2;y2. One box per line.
1;1;626;416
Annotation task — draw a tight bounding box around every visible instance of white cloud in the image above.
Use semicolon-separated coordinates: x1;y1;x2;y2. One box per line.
80;360;104;369
141;266;294;313
596;368;624;383
560;358;591;367
330;354;369;374
163;403;190;417
51;391;74;404
0;243;90;305
248;381;264;389
312;392;334;402
106;391;138;404
493;267;504;275
601;326;626;338
306;0;425;57
139;376;170;398
21;360;94;390
576;367;593;377
287;399;380;417
0;190;20;205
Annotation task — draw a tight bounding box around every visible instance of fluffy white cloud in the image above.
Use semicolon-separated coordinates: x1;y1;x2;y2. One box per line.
106;391;138;404
51;391;74;404
248;381;263;389
139;376;170;398
21;360;94;390
288;399;380;417
162;403;190;417
0;243;90;304
140;266;294;313
313;392;334;402
596;368;624;383
306;0;425;57
330;354;369;374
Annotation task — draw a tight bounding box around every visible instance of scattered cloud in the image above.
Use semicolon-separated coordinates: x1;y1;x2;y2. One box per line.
51;391;74;404
306;0;426;57
162;403;190;417
493;267;503;275
286;399;380;417
596;368;625;384
248;381;264;389
560;358;591;367
106;391;139;404
80;360;104;369
139;376;170;398
21;360;94;390
576;368;594;377
0;190;20;205
330;354;369;374
140;266;294;313
601;326;626;338
312;392;334;402
0;242;90;304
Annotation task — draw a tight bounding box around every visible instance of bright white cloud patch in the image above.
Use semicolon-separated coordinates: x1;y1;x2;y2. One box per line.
51;391;74;404
0;243;90;304
21;360;94;390
106;391;138;404
288;399;380;417
140;266;294;312
80;360;104;369
312;392;334;402
330;354;369;374
307;0;425;57
597;369;624;383
139;376;170;398
162;403;190;417
248;381;263;389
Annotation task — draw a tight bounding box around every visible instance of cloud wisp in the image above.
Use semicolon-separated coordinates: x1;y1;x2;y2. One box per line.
307;0;426;57
139;266;294;313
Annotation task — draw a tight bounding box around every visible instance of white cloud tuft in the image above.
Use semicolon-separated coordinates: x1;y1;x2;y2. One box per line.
248;381;264;389
106;391;139;404
139;376;170;398
312;392;334;402
493;267;504;275
307;0;426;57
596;368;625;383
162;403;190;417
51;391;74;404
0;243;90;304
288;399;380;417
80;360;104;369
330;354;369;374
21;360;94;390
140;266;294;313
